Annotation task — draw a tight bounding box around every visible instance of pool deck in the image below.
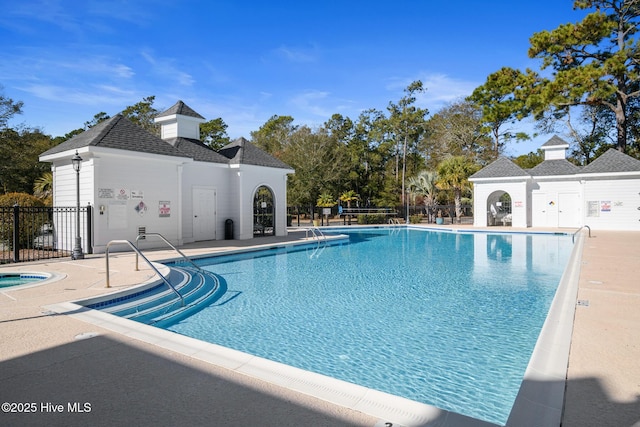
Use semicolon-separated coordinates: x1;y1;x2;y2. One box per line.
0;226;638;426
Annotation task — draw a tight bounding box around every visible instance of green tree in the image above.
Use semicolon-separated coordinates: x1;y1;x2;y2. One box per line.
84;112;110;129
348;109;390;206
513;149;545;169
387;81;429;207
0;86;23;129
280;126;349;213
0;127;52;194
468;67;532;154
250;115;297;156
527;0;640;152
122;95;159;134
425;99;494;167
200;117;230;149
436;156;480;223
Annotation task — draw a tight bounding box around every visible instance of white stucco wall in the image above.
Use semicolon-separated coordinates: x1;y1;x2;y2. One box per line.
530;178;582;228
180;162;229;243
44;143;293;253
90;150;186;252
234;164;291;240
581;176;640;231
472;179;529;227
48;148;188;253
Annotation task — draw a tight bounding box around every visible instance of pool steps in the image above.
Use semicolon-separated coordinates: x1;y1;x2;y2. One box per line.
92;265;222;327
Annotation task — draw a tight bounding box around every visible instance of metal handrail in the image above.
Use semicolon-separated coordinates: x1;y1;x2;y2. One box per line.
304;227;326;242
135;233;200;272
105;239;184;306
572;225;591;243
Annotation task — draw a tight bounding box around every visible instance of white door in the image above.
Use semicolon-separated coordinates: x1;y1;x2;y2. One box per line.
558;193;580;228
193;188;216;241
532;193;550;227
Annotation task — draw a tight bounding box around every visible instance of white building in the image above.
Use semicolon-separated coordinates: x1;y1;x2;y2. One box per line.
469;136;640;231
40;101;294;253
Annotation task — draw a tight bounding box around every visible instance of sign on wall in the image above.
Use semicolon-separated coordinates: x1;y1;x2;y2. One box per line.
159;201;171;217
116;189;130;200
587;201;599;217
98;188;114;199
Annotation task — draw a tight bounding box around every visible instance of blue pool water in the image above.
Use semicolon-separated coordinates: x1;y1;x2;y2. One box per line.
0;273;48;288
164;228;573;425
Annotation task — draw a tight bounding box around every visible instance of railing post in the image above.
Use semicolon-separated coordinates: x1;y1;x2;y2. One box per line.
86;204;93;254
12;204;19;263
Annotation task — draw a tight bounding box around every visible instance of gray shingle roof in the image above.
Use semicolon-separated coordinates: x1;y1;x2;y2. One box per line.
40;114;189;158
156;100;205;120
528;159;581;176
218;137;293;170
469;157;529;179
581;148;640;173
40;111;293;171
541;135;569;148
165;137;231;163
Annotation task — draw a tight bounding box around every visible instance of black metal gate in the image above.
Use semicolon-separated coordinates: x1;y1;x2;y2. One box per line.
0;205;92;263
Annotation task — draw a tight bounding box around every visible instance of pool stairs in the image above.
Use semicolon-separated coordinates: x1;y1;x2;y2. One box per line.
94;264;221;327
98;234;222;327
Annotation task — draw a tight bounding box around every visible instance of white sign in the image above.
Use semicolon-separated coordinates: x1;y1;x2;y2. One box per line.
115;188;130;200
98;188;114;199
131;190;144;199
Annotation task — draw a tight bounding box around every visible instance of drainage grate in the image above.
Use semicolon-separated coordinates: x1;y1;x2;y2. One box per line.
577;299;590;307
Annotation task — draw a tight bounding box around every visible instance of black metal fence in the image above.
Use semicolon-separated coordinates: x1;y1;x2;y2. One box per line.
287;204;474;226
0;205;92;264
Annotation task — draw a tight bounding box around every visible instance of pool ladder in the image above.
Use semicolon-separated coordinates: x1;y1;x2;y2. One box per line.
305;227;327;243
572;225;591;243
304;227;327;259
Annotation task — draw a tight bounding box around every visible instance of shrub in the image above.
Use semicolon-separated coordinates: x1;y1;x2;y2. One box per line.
357;214;387;224
410;215;422;224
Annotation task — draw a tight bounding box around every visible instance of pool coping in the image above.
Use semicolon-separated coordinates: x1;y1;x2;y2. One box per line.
43;228;584;427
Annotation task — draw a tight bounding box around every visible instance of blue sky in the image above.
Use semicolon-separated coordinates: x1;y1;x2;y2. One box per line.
1;0;589;156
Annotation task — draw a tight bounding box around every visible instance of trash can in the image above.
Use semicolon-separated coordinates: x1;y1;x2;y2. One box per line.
225;219;234;240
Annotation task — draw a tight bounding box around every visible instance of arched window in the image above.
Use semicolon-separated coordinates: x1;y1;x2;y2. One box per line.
487;191;512;226
253;186;275;236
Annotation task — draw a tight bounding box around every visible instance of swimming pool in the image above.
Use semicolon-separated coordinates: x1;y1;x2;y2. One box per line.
160;227;573;425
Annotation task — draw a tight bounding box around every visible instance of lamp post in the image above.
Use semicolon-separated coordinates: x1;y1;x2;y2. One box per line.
71;151;84;260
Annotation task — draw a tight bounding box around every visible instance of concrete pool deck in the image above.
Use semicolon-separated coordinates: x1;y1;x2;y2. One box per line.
0;226;638;426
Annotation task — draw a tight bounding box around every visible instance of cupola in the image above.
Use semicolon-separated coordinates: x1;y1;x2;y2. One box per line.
154;100;206;142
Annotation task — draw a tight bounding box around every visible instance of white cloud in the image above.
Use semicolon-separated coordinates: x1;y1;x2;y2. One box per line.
140;50;194;86
386;72;480;114
273;45;317;63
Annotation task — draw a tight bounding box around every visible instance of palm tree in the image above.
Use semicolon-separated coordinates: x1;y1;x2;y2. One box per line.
316;193;337;225
436;156;479;223
339;190;359;224
407;171;438;223
33;172;53;206
339;190;358;208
